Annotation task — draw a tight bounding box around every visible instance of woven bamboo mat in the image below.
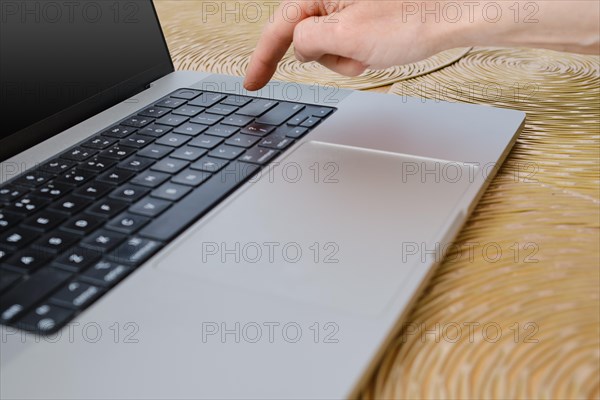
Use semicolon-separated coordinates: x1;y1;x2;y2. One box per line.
155;2;600;398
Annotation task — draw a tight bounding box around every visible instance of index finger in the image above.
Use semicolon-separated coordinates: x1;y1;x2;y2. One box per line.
244;1;326;90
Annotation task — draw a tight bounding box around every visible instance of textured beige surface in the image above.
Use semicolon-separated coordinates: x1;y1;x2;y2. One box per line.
155;2;600;398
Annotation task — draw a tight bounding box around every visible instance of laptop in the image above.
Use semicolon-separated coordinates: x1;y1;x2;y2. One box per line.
0;1;525;398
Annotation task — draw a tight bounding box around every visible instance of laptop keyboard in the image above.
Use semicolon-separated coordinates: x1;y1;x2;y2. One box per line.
0;89;335;334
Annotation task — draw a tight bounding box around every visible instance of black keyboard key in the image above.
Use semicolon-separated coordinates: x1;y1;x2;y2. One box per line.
101;144;137;160
206;104;237;116
172;105;204;117
0;267;71;323
118;155;155;172
108;237;161;266
61;214;104;235
18;303;74;333
300;116;322;128
222;114;253;127
173;123;208;136
190;157;228;173
138;106;170;118
311;106;334;118
33;231;80;254
79;156;116;173
49;194;93;215
188;92;225;108
170;146;207;161
155;98;186;108
39;158;76;174
0;249;8;263
171;89;201;100
221;95;252;107
155;114;188;127
55;168;95;186
109;184;149;203
189;135;223;150
256;102;305;125
0;186;28;204
54;246;102;271
286;126;309;139
106;212;150;235
4;249;53;273
190;113;223;126
81;261;131;288
0;211;19;231
139;124;172;137
239;146;279;165
0;269;21;294
5;196;50;216
13;171;53;188
208;145;245;160
121;116;153;128
23;210;68;232
130;197;172;217
226;133;261;148
131;170;170;188
140;162;259;242
101;125;137;139
81;136;117;150
151;158;189;174
87;198;128;219
259;134;295;150
237;99;278;117
172;169;211;187
73;182;113;199
151;182;191;201
240;123;275;136
61;147;97;162
120;134;154;149
155;133;191;148
50;281;102;309
137;144;174;159
204;124;239;138
80;229;126;252
97;168;136;185
33;182;72;200
287;112;309;126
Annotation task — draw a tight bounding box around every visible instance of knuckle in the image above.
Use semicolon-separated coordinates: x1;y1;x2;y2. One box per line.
294;48;308;63
292;23;310;54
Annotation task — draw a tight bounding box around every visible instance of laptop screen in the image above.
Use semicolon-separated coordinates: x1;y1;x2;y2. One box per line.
0;0;173;161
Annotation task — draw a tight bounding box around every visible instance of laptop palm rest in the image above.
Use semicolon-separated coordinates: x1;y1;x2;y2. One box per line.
152;141;474;316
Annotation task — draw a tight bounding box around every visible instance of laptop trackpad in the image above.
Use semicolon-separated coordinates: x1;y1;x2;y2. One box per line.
153;141;474;316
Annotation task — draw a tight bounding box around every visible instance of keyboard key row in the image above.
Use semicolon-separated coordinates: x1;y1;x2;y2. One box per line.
0;89;335;334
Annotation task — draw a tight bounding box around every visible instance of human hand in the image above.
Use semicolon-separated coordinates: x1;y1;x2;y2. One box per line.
243;0;600;91
243;0;466;90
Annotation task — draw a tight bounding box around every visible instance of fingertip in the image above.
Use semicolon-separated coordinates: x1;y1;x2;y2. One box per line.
243;73;268;92
243;80;258;91
243;65;262;91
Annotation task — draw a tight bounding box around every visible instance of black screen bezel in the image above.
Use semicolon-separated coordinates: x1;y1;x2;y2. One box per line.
0;1;174;162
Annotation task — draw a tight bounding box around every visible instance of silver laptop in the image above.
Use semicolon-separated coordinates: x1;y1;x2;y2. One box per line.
0;1;525;398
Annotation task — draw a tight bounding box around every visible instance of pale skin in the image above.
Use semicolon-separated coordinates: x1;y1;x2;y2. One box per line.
244;0;600;91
